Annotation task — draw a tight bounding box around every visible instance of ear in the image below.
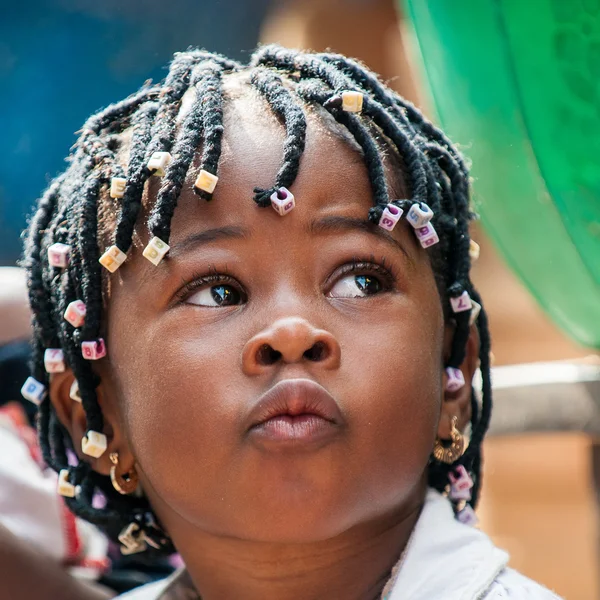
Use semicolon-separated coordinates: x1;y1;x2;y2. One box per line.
48;368;135;477
438;321;480;439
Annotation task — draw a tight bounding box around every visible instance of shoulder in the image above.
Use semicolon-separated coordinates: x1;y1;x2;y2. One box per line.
484;568;563;599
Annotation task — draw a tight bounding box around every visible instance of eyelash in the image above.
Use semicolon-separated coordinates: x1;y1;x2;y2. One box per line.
175;256;397;303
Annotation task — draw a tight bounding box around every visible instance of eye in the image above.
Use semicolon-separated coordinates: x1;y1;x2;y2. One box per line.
329;273;384;298
186;284;243;307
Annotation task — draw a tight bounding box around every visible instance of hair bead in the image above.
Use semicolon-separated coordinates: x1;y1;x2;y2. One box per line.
47;243;71;268
469;240;480;261
194;169;219;194
57;469;77;498
110;177;127;199
450;290;472;313
147;151;172;176
445;367;465;392
448;465;474;502
69;380;82;403
21;376;47;405
81;338;107;361
406;202;434;229
469;300;482;325
270;187;295;216
456;503;478;527
81;430;107;458
341;90;363;113
63;300;86;328
142;236;170;265
378;203;403;232
99;245;127;273
44;348;65;373
414;222;439;248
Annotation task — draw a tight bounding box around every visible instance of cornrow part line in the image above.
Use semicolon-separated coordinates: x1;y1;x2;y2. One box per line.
249;67;307;207
114;102;159;253
193;64;225;202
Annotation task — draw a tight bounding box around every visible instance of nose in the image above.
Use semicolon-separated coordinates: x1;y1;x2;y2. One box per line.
242;317;341;375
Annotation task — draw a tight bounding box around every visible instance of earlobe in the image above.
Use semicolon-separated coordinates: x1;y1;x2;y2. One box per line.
439;322;480;435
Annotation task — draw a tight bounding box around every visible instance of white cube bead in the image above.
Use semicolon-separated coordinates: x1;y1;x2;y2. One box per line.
469;240;480;261
469;300;481;326
414;223;439;248
194;169;218;194
69;380;82;403
270;187;295;216
57;469;76;498
99;245;127;273
142;236;170;266
456;504;478;527
448;465;474;502
110;177;127;199
406;203;434;228
44;348;65;373
341;90;363;113
147;151;172;176
450;290;472;313
48;243;71;268
378;204;403;232
445;367;465;392
64;300;86;328
81;430;107;458
21;377;46;405
81;338;106;360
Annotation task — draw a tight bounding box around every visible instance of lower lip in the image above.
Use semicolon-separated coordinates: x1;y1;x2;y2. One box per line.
249;414;339;446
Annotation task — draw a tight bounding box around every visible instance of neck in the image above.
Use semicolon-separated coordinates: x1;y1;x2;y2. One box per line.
163;491;425;600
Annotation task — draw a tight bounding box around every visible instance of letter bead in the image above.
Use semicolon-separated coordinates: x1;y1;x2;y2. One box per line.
194;169;218;194
69;380;82;403
450;290;472;313
110;177;127;199
469;240;480;261
147;151;172;176
81;430;107;458
414;223;439;248
64;300;86;328
406;202;434;228
99;245;127;273
21;377;47;406
448;465;474;502
445;367;465;392
341;90;363;113
47;243;71;268
270;187;295;216
456;504;478;527
378;204;403;232
57;469;76;498
44;348;65;373
81;338;106;360
469;300;482;326
142;236;170;266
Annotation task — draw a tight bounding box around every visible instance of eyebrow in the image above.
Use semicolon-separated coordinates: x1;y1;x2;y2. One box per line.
308;215;413;265
168;225;249;258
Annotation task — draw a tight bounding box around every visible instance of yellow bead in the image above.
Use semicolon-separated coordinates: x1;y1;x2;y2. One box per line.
142;236;170;266
341;91;363;113
99;245;127;273
194;169;218;194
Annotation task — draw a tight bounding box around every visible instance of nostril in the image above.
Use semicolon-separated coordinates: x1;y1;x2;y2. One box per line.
303;341;329;362
256;344;282;366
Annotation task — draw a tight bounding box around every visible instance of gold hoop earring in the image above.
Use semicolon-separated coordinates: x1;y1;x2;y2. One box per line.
110;452;139;495
433;416;465;464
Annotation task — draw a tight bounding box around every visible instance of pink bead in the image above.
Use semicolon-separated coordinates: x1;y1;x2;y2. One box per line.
270;187;295;216
448;465;474;501
450;291;472;313
64;300;86;328
44;348;65;373
378;204;403;232
81;338;106;360
414;223;439;248
445;367;465;392
456;504;478;527
48;243;71;268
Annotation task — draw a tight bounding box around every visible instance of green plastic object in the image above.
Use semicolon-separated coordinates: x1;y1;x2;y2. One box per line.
401;0;600;348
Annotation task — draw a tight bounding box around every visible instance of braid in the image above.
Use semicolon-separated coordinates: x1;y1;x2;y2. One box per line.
23;46;493;555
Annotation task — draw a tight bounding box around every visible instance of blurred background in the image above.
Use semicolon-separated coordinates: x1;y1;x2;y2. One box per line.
1;1;599;598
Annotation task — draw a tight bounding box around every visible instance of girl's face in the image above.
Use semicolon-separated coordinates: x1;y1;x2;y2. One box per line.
103;97;446;545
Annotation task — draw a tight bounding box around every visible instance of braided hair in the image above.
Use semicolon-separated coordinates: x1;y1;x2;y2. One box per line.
22;45;492;554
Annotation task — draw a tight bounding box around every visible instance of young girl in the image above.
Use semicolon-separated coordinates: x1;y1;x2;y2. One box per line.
21;45;561;599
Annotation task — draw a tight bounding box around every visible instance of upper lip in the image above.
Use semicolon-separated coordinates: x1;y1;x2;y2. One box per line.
246;379;343;431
